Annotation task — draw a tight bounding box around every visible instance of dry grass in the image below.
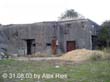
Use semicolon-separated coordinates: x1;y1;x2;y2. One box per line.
59;49;108;62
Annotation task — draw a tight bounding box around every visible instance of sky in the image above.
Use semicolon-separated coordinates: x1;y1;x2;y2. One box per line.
0;0;110;25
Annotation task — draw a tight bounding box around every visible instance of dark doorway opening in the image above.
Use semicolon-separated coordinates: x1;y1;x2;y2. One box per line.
92;35;97;50
67;41;76;52
24;39;35;55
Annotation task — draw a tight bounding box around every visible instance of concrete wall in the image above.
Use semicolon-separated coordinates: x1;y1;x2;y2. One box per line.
0;19;98;56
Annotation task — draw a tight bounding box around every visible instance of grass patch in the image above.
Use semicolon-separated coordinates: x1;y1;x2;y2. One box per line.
0;59;110;82
0;59;15;65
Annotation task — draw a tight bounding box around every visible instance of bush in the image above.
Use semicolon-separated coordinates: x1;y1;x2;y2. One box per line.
103;47;110;53
103;53;110;60
89;52;102;61
101;48;110;60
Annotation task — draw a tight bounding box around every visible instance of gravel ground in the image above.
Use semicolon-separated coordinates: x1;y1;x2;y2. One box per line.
15;57;60;61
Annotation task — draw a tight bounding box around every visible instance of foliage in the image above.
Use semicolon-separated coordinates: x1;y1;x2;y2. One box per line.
89;53;102;61
102;48;110;60
97;20;110;47
103;47;110;53
98;26;110;41
102;20;110;27
59;9;79;20
89;49;110;61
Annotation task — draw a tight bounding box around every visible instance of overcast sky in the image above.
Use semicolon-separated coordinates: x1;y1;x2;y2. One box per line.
0;0;110;25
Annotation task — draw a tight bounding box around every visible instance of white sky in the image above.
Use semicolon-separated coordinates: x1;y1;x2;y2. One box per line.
0;0;110;25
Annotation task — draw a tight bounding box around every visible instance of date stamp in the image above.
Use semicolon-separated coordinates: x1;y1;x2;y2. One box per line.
2;73;68;79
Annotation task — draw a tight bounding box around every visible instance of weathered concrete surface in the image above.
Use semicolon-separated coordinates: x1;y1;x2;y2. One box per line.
0;19;100;56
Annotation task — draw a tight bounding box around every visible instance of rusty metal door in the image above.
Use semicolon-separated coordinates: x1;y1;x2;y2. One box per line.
67;41;76;52
51;39;57;54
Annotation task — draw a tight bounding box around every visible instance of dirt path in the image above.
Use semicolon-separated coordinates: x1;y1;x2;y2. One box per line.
14;57;79;65
15;57;60;61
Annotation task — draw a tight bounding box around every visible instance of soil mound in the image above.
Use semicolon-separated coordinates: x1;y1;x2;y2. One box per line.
60;49;104;61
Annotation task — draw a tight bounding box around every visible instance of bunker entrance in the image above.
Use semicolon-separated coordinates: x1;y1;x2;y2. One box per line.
67;41;76;52
24;39;35;55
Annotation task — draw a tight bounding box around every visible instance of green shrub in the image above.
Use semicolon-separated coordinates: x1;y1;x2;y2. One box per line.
103;47;110;53
103;53;110;60
101;48;110;60
90;53;102;61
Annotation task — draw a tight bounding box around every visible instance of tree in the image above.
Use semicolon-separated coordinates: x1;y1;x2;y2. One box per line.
98;21;110;47
59;9;80;20
98;27;109;40
102;20;110;27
